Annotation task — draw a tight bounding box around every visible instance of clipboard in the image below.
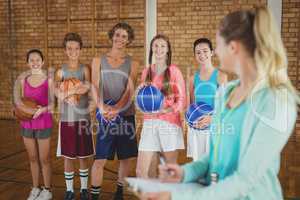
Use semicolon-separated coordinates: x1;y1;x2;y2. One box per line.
125;177;203;193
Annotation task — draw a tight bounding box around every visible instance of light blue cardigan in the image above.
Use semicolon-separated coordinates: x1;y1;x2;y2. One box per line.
172;80;298;200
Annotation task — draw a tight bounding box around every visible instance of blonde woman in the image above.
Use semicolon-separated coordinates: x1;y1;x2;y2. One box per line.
141;7;299;200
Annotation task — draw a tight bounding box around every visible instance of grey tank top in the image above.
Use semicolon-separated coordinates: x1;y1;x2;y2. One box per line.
60;64;90;122
100;55;135;116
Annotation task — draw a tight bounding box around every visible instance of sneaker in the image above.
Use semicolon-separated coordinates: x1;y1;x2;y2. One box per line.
36;188;52;200
113;192;123;200
80;189;89;200
64;191;75;200
27;187;41;200
90;193;100;200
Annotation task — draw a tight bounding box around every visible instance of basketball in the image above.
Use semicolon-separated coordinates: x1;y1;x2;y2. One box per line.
185;102;213;130
13;97;39;121
136;85;164;113
96;99;120;125
60;78;81;105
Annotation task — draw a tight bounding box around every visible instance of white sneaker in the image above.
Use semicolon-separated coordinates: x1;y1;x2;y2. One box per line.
27;187;41;200
35;188;53;200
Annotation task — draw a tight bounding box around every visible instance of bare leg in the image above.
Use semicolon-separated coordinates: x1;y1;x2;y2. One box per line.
64;158;74;172
91;159;107;186
37;137;52;188
79;157;89;170
23;137;40;188
118;158;134;184
136;151;157;178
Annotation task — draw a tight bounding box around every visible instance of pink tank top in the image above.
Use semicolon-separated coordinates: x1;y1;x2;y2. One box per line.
140;64;186;127
21;77;53;129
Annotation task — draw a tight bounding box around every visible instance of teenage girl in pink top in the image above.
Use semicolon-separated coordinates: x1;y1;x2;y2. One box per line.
15;49;54;200
136;34;186;178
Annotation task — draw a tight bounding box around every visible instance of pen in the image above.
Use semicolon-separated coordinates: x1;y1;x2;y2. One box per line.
159;156;175;176
159;155;166;165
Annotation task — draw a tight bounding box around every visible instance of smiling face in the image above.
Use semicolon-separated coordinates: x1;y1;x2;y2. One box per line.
152;38;169;63
194;43;213;65
112;28;129;49
65;41;81;61
27;52;44;72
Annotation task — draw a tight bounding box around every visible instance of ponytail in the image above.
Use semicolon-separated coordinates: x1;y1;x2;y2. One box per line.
219;7;299;102
254;7;299;101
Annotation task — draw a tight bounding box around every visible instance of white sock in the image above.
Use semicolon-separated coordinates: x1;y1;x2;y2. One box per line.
64;171;74;192
79;168;89;191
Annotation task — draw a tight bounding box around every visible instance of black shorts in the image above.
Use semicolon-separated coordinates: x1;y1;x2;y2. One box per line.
21;128;52;139
95;115;138;160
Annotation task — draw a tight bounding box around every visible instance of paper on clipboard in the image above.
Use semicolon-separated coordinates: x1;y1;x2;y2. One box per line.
125;177;203;193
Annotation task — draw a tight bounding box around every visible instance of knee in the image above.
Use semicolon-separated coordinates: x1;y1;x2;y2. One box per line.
136;165;147;178
40;155;51;166
135;167;142;177
64;158;74;166
92;160;106;170
28;154;38;164
119;159;131;169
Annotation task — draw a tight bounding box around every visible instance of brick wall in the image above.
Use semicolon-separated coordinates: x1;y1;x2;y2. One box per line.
157;0;267;76
280;0;300;198
156;0;267;164
156;0;299;198
0;0;145;119
0;0;299;198
0;0;13;119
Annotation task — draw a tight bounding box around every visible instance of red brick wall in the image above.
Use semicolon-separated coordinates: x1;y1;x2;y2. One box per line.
0;0;13;119
156;0;267;164
157;0;267;75
156;0;299;198
0;0;145;119
0;0;299;197
280;0;300;197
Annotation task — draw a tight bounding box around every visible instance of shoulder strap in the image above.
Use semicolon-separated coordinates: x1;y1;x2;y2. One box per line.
79;64;85;81
21;77;25;98
98;55;113;100
193;71;199;87
212;69;218;79
212;69;219;87
126;55;132;75
95;56;103;96
61;64;67;81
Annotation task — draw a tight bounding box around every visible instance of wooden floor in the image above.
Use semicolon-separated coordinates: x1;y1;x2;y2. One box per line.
1;119;299;200
0;119;140;200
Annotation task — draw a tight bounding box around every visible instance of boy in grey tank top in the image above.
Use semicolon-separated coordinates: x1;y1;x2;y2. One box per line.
55;32;94;200
90;22;139;200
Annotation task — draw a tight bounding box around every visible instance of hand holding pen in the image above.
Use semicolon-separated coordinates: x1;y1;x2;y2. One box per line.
158;156;183;183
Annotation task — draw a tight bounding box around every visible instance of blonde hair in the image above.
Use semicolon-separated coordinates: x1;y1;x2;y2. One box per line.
219;7;299;102
254;8;298;97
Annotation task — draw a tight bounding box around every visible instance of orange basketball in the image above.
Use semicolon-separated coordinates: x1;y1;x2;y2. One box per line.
60;78;82;105
13;97;39;121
